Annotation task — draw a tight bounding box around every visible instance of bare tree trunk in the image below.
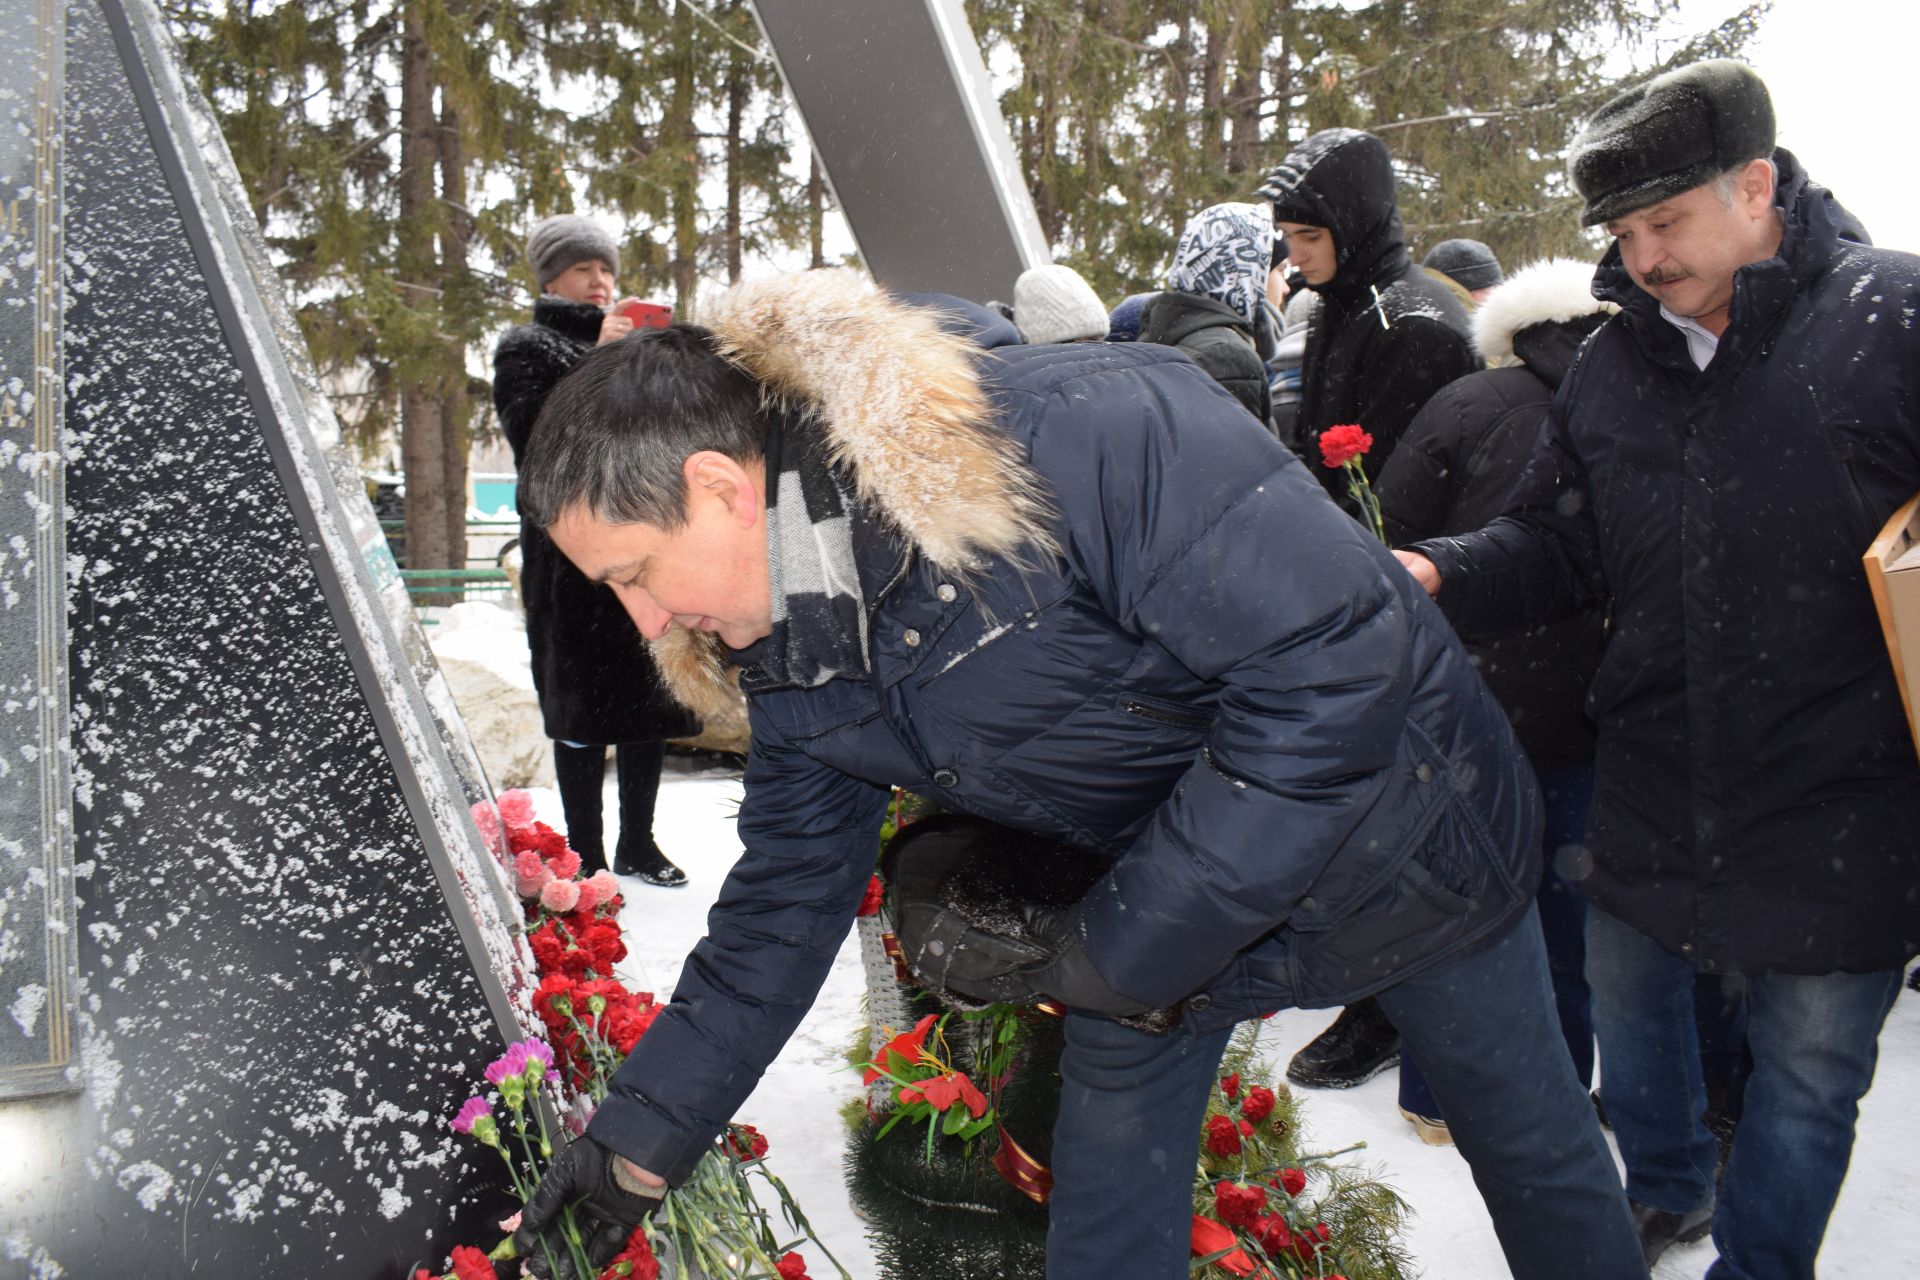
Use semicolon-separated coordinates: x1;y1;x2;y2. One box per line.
397;0;448;597
438;97;471;584
666;4;700;318
725;50;745;284
1200;14;1227;172
1226;18;1261;175
807;149;826;269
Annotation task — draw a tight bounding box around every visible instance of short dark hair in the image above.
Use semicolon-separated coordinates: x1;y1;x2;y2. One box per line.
519;324;770;531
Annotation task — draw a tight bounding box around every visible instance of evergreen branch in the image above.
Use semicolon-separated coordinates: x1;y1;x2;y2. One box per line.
1401;196;1586;234
678;0;772;64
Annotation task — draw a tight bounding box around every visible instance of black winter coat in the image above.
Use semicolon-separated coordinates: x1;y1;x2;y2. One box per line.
1416;151;1920;975
1261;130;1478;501
1139;290;1274;427
492;297;697;744
586;274;1541;1184
1377;304;1609;769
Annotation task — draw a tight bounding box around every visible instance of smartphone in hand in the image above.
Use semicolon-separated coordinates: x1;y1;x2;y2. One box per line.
618;301;673;329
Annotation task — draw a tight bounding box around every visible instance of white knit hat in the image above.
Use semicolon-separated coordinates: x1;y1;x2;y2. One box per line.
1013;264;1109;345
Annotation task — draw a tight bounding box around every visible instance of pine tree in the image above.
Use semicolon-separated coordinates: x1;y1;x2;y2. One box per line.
967;0;1766;300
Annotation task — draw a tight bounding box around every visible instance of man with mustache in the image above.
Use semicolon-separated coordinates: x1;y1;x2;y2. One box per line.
1396;61;1920;1277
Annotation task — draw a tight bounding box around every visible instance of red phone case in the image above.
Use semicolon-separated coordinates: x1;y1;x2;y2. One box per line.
620;301;673;328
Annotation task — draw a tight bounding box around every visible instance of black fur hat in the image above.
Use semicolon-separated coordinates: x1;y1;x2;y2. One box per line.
1570;59;1775;226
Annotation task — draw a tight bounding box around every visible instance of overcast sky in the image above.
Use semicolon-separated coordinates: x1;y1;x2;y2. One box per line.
1685;0;1918;249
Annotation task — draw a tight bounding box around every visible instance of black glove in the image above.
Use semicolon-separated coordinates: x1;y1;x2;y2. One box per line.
1013;904;1158;1020
511;1134;665;1280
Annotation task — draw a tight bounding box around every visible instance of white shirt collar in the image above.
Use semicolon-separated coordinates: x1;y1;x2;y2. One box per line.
1659;304;1721;371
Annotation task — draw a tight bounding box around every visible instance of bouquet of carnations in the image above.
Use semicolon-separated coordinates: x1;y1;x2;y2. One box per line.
1191;1026;1412;1280
406;792;845;1280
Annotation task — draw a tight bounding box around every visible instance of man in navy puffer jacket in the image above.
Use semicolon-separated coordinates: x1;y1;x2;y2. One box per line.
507;269;1642;1279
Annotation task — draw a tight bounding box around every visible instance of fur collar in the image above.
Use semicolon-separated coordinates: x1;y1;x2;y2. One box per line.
1472;258;1619;363
650;269;1056;724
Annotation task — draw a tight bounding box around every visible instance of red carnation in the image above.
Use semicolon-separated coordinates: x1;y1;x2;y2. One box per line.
727;1123;770;1161
1240;1085;1275;1123
775;1253;812;1280
1318;424;1374;469
1251;1212;1292;1254
1213;1179;1268;1229
1205;1114;1244;1157
856;874;886;917
1275;1166;1307;1197
1219;1072;1240;1100
596;1226;661;1280
448;1245;496;1280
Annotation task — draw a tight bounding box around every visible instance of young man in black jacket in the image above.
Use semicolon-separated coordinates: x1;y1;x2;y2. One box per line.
1398;62;1920;1275
1257;127;1480;1089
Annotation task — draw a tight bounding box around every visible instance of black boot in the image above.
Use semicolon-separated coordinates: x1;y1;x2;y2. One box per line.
552;741;609;875
1285;997;1400;1088
612;741;686;887
1630;1199;1713;1267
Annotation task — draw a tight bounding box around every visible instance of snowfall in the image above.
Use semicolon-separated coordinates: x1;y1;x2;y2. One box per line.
437;602;1920;1280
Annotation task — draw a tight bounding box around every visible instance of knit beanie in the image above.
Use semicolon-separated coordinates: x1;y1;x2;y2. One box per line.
526;215;620;288
1014;264;1110;345
1423;239;1504;292
1570;60;1775;226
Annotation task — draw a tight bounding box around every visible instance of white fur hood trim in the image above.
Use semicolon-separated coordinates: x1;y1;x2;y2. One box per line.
1472;258;1620;363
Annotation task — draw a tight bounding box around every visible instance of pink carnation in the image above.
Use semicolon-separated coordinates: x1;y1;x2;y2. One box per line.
470;801;504;852
549;848;582;880
496;789;535;829
585;871;620;910
573;877;606;913
450;1095;491;1135
513;850;553;899
539;878;582;914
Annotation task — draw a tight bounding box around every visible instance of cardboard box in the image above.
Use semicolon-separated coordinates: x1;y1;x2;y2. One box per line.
1864;492;1920;763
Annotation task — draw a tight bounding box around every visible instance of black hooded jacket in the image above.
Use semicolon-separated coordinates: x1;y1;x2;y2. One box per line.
1414;152;1920;975
1259;130;1478;500
492;296;698;745
1375;261;1613;770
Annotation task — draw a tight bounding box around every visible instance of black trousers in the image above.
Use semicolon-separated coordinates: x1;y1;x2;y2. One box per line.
551;740;665;875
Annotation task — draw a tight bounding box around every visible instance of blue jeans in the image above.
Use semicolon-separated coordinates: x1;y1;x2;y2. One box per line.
1047;909;1643;1280
1401;765;1596;1116
1375;906;1643;1279
1047;1013;1234;1279
1586;908;1903;1280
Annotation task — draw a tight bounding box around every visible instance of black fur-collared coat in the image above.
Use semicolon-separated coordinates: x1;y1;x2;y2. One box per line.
492;296;698;745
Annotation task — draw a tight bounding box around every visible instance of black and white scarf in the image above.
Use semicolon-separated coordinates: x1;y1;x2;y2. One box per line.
745;413;869;689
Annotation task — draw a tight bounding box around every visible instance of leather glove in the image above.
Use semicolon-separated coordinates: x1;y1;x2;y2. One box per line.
1013;904;1158;1020
511;1134;665;1279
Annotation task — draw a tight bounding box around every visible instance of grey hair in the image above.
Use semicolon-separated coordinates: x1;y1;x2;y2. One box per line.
518;324;770;532
1710;156;1776;206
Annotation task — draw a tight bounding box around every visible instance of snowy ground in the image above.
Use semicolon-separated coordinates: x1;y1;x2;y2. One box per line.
551;769;1920;1280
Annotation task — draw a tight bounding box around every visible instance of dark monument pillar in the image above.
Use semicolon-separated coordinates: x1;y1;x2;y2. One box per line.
0;1;535;1274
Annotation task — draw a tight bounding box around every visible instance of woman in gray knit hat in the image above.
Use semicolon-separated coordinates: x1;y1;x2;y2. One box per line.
493;215;698;887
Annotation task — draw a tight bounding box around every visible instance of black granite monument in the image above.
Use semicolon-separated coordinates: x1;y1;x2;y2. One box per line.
0;1;534;1274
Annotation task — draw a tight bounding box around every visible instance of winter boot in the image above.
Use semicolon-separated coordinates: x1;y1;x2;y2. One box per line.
1285;997;1400;1088
612;740;687;887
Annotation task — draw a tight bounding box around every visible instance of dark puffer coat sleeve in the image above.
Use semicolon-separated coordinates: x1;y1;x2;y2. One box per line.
587;717;889;1183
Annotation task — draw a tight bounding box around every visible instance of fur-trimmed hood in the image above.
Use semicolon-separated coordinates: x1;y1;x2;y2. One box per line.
651;269;1057;724
1472;258;1619;364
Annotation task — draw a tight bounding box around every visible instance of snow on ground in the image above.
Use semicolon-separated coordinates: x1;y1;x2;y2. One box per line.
533;769;1920;1280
